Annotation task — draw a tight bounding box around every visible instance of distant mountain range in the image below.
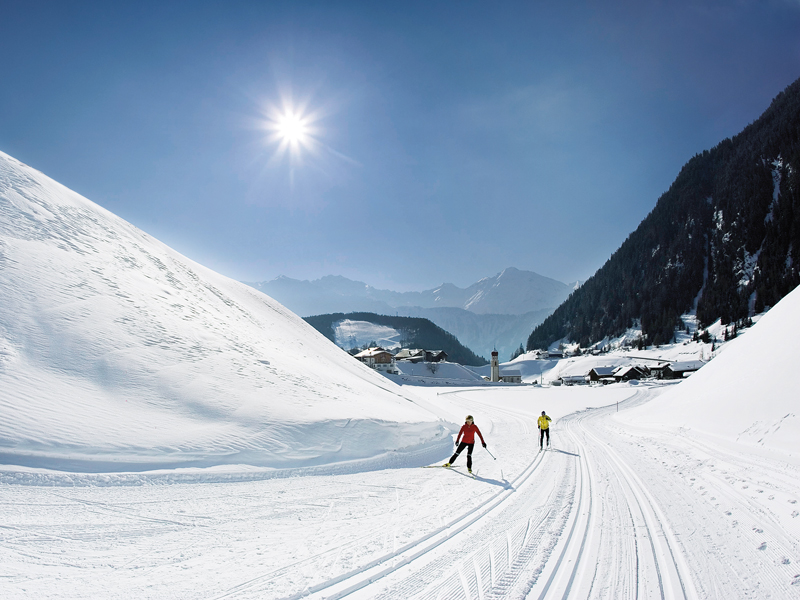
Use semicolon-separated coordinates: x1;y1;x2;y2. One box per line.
246;268;575;360
529;76;800;350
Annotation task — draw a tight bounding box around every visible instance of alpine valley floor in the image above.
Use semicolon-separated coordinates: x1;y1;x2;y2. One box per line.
2;383;799;600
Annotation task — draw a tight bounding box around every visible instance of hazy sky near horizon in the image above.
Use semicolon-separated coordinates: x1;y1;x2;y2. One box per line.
2;1;800;291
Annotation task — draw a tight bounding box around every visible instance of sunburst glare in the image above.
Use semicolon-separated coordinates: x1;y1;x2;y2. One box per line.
263;102;317;160
276;111;308;145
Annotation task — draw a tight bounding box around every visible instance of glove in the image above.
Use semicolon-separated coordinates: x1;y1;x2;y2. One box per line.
482;443;487;448
455;440;459;447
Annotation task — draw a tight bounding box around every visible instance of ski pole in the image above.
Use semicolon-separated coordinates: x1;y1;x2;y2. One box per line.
484;446;496;460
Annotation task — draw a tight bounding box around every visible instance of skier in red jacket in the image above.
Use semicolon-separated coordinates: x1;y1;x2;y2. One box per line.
444;415;486;473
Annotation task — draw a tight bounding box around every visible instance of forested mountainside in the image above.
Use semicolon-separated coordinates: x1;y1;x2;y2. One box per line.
528;77;800;350
304;312;488;366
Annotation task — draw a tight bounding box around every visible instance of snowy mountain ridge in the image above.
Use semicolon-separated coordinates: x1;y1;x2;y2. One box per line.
247;267;573;360
249;267;573;317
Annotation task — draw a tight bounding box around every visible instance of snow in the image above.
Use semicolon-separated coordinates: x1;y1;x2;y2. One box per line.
621;281;800;456
0;150;450;473
389;361;487;385
1;150;800;599
333;319;402;350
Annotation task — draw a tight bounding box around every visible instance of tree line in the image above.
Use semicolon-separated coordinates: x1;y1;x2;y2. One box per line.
528;76;800;351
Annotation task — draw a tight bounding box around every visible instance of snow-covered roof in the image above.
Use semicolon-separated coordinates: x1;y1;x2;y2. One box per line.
613;365;647;379
354;347;393;358
589;366;616;376
395;349;425;359
665;360;705;372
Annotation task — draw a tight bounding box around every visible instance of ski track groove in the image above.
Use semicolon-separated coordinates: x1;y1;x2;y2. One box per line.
600;410;800;598
348;389;701;600
568;408;685;599
209;394;552;600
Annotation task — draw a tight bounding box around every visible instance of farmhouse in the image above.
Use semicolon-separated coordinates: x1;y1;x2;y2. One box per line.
354;347;398;374
662;360;706;379
394;349;425;363
425;350;448;363
559;374;588;386
394;349;448;363
588;366;616;383
613;365;649;382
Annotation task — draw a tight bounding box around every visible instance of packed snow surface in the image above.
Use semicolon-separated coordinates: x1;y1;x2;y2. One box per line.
0;151;451;472
623;281;800;455
1;150;799;599
332;319;402;350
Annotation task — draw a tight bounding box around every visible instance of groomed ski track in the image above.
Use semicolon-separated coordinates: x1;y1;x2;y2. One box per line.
3;384;799;599
272;385;797;600
293;387;700;600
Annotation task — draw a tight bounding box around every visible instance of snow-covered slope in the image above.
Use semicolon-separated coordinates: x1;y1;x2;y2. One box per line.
333;319;402;349
621;283;800;456
0;151;451;472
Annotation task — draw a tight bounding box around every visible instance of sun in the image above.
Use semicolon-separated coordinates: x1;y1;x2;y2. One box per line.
276;111;308;145
261;98;348;169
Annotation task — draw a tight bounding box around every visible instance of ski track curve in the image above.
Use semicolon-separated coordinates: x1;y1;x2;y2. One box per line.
275;386;763;600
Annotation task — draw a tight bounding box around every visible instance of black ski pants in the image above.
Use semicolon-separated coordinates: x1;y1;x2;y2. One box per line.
539;428;550;448
450;442;475;469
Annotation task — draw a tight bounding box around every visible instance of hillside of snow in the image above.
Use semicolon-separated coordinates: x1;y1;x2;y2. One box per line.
620;282;800;456
0;151;452;473
390;361;487;386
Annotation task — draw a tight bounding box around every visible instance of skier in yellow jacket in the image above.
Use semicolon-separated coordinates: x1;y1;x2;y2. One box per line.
538;411;552;449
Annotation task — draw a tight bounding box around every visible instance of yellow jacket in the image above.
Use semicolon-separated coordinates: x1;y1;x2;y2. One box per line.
538;415;551;430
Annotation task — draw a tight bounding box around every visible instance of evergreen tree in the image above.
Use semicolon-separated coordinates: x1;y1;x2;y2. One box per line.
528;77;800;351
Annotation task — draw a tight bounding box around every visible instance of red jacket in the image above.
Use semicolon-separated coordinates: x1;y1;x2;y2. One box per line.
457;422;485;445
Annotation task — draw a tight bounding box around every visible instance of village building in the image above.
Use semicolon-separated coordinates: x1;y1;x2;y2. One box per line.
662;360;705;379
393;348;449;364
613;365;649;382
354;347;398;374
500;370;522;384
647;362;670;378
425;350;448;363
587;366;617;384
393;348;425;363
490;350;500;382
559;374;588;386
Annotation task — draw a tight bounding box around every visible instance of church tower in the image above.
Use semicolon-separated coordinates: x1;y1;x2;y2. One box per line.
490;350;500;382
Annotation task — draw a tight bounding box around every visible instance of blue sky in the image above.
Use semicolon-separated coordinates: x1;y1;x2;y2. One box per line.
2;1;799;291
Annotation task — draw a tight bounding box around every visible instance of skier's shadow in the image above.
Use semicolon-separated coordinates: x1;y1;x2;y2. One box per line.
445;468;512;489
474;475;514;489
546;448;579;457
